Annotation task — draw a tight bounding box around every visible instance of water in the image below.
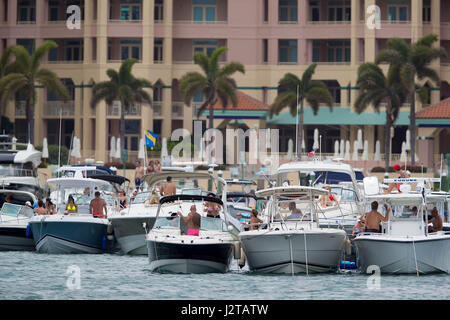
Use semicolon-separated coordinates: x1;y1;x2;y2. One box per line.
1;251;450;300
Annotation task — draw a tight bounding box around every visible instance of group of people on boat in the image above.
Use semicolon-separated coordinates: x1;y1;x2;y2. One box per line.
134;160;162;191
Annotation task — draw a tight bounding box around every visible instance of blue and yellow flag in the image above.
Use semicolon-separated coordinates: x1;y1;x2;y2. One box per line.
145;130;159;150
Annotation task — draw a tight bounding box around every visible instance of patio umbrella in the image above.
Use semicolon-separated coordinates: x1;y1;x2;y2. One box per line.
138;138;145;160
357;128;363;150
333;140;339;158
400;141;407;163
115;138;121;159
42;138;49;159
405;129;411;151
374;140;381;161
352;140;359;160
287;139;293;160
340;139;345;158
362;140;369;161
110;136;116;159
161;137;168;158
344;140;350;160
313;128;319;150
71;136;81;158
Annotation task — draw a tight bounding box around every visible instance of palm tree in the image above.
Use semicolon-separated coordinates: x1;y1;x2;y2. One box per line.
179;47;245;130
91;58;152;166
0;46;15;133
269;63;333;160
0;41;70;143
376;34;446;166
354;63;407;171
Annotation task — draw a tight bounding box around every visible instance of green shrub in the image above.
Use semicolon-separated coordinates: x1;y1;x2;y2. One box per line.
35;145;69;165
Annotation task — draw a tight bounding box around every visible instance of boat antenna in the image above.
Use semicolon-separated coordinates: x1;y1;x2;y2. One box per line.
295;85;299;160
440;153;443;191
319;134;322;161
67;131;74;165
57;107;62;171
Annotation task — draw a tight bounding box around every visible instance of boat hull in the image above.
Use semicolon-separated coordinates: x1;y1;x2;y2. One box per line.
110;216;156;255
240;230;346;274
354;235;450;274
147;240;233;274
29;219;108;254
0;226;35;251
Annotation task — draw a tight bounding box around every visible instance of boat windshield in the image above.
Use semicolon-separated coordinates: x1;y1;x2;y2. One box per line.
0;203;34;218
200;216;227;231
131;192;152;204
390;205;422;220
71;193;117;206
274;199;315;222
0;164;35;177
154;216;180;229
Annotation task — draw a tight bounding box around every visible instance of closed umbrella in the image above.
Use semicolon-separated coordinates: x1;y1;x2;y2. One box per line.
362;140;369;161
301;130;305;150
344;140;350;160
110;136;116;159
400;141;407;162
71;136;81;158
352;140;359;160
138;138;145;160
42;138;49;159
357;128;363;150
340;139;345;158
313;128;319;150
374;140;381;161
115;138;121;159
162;137;168;158
405;129;411;151
333;140;339;158
287;139;293;160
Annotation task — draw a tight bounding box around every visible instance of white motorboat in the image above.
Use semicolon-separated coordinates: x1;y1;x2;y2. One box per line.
0;136;45;197
0;190;37;251
146;173;236;273
239;186;347;274
354;177;450;274
29;168;120;254
110;168;203;255
276;160;365;235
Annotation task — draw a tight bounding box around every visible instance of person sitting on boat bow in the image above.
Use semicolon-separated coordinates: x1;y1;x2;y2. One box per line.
90;191;108;219
384;164;410;194
352;216;366;236
364;201;390;233
148;189;160;205
65;195;78;215
318;186;337;207
177;204;201;236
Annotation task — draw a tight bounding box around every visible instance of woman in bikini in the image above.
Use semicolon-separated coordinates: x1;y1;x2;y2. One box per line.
65;195;78;215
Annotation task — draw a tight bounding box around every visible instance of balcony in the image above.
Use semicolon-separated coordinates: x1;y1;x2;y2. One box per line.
107;101;141;117
15;101;28;117
152;102;163;117
172;102;184;118
45;101;75;117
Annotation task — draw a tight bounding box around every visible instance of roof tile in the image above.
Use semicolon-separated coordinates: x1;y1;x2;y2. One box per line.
212;90;269;111
416;98;450;119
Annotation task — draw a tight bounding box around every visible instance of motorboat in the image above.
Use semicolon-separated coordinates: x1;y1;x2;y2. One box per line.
109;168;200;255
0;190;37;251
276;159;364;235
354;177;450;274
0;136;45;197
239;186;347;274
29;168;120;254
146;173;236;273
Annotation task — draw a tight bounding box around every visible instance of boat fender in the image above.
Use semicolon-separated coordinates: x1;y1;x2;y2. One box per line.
102;236;107;251
233;241;241;259
26;224;33;238
238;248;246;268
345;237;352;255
107;223;114;234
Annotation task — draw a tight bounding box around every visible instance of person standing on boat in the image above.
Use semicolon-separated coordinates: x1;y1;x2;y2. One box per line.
65;195;78;215
364;201;390;233
45;198;56;215
429;207;443;233
161;176;176;196
177;204;201;236
90;191;108;219
146;160;155;175
134;160;145;190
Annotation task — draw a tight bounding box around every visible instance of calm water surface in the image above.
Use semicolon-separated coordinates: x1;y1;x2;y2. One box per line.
1;252;449;300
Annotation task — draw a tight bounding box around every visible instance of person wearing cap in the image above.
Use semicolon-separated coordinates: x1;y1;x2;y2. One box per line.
384;164;410;194
24;201;32;208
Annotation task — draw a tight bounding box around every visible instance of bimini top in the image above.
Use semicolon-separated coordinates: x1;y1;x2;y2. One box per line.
365;193;425;206
256;186;329;199
225;179;256;185
159;194;223;206
89;174;129;185
47;176;111;189
143;172;224;188
277;160;356;177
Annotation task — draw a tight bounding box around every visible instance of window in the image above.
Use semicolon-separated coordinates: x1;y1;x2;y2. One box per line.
18;0;36;23
193;40;218;57
327;40;350;62
193;0;216;23
154;39;163;63
279;39;297;64
153;119;162;135
279;0;297;23
323;81;341;104
263;0;268;22
120;3;141;21
49;1;59;21
312;40;320;62
263;39;268;63
153;85;163;102
155;0;163;21
17;39;34;55
388;5;408;22
423;0;431;22
327;0;350;21
120;39;141;60
124;120;141;151
49;47;58;61
310;0;320;21
65;40;83;61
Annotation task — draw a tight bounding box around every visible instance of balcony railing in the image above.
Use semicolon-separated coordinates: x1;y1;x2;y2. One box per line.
153;102;162;117
107;102;141;117
108;59;142;63
16;20;36;24
173;20;227;24
381;20;411;24
46;60;83;64
108;19;142;23
172;102;184;117
314;61;351;65
45;101;75;117
278;20;298;24
307;20;351;24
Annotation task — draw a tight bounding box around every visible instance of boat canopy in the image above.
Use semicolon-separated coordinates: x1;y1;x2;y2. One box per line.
47;177;111;189
143;172;224;188
226;192;264;200
89;174;129;185
365;193;425;206
225;179;256;185
159;194;223;206
256;186;329;198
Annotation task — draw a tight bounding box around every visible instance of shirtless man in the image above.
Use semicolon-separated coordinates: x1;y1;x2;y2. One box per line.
33;200;49;215
90;191;108;219
364;201;390;233
429;207;443;233
287;202;302;219
177;204;201;236
134;161;145;190
161;176;176;196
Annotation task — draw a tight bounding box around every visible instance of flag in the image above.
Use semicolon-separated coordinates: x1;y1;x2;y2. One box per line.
145;130;159;150
307;150;315;157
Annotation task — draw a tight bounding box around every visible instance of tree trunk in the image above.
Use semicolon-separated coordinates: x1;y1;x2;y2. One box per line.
384;112;392;172
410;90;416;167
120;103;126;172
208;101;214;129
297;100;304;161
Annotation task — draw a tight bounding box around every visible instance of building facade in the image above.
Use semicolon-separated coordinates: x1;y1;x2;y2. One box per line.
0;0;449;164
